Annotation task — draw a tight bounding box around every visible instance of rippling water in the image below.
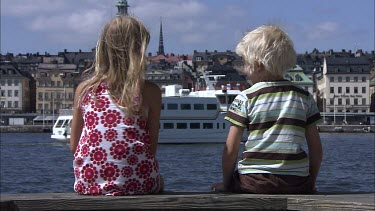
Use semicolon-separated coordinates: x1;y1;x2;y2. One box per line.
0;133;374;194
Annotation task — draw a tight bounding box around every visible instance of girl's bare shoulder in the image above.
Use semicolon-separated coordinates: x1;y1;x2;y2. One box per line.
144;81;161;97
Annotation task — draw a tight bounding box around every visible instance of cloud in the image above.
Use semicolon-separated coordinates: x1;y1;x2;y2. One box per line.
1;0;68;17
308;21;340;40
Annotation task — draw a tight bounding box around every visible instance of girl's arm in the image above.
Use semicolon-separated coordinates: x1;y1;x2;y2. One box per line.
144;81;162;156
70;82;85;153
305;124;323;187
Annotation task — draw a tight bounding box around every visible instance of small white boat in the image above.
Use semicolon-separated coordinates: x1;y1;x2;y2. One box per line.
51;109;73;141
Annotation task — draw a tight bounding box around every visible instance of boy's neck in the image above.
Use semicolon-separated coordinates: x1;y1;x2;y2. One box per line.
250;73;284;84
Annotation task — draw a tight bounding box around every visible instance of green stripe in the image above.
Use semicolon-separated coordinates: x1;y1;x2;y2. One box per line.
239;157;309;165
249;124;305;136
250;91;309;103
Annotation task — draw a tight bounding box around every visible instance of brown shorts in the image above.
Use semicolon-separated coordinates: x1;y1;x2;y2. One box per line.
230;170;315;194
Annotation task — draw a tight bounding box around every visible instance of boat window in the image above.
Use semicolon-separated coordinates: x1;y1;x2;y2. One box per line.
190;123;200;129
217;123;220;129
55;119;65;127
181;104;191;110
203;123;213;129
207;104;217;110
193;104;204;110
167;103;178;110
161;104;164;110
176;123;187;129
223;123;226;129
163;123;174;129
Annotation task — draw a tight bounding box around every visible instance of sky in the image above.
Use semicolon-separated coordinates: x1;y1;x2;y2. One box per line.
1;0;374;56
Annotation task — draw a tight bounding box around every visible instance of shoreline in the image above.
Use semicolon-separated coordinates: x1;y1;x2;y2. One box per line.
1;125;374;133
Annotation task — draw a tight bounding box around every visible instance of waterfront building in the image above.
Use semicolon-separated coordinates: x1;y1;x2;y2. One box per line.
285;65;314;96
35;63;77;114
317;56;372;124
0;62;35;113
192;50;243;73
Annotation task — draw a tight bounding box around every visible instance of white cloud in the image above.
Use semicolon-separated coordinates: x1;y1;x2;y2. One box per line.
1;0;68;17
308;21;340;40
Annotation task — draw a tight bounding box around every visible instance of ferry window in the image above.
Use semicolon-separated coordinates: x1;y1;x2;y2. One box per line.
203;123;213;129
190;123;200;129
207;104;217;110
223;123;226;129
167;103;178;110
181;104;191;110
56;119;65;127
194;104;204;110
177;123;187;129
161;104;164;110
163;123;174;129
217;123;220;129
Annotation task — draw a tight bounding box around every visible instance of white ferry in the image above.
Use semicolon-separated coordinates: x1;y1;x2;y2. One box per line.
51;76;246;143
51;109;73;141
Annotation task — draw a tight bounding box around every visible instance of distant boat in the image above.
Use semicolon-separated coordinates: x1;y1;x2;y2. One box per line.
51;109;72;141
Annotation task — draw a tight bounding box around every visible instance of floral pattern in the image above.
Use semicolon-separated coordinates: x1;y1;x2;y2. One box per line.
73;83;160;196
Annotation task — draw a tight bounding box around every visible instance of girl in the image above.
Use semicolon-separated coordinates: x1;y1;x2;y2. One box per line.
70;16;163;195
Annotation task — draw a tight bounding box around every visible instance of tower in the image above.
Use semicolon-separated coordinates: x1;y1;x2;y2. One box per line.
157;18;165;55
116;0;129;16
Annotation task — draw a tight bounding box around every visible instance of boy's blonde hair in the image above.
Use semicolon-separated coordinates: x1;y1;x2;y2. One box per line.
79;16;150;115
236;25;296;77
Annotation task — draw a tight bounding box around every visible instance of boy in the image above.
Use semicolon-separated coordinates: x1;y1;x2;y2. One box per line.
212;25;322;194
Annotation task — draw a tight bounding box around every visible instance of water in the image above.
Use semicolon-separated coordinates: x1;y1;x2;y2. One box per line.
0;133;374;194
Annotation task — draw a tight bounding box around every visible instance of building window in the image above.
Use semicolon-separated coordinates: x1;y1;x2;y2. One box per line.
163;123;174;129
167;103;178;110
38;92;43;99
338;77;342;82
7;90;12;97
346;87;350;94
196;57;202;61
330;98;334;105
0;101;5;108
190;123;200;129
354;98;358;105
176;123;187;129
203;123;213;129
338;87;342;93
14;90;18;97
330;77;334;82
346;77;350;82
7;79;12;86
44;93;49;100
330;87;334;93
207;104;217;110
354;87;358;94
57;81;61;87
194;104;204;110
362;77;366;82
8;101;12;108
181;104;191;110
338;98;342;105
14;101;18;108
14;79;19;86
51;81;55;87
1;90;5;97
362;98;366;105
0;79;5;86
38;104;42;109
354;77;358;82
362;87;366;93
346;98;350;105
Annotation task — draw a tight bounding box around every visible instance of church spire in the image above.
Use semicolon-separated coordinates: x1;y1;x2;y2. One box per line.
116;0;129;16
157;17;165;55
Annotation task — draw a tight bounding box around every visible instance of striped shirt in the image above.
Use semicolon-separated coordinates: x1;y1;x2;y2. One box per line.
224;80;322;176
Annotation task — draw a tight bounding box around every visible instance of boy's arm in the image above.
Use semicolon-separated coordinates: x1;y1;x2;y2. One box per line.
305;124;323;187
222;125;244;189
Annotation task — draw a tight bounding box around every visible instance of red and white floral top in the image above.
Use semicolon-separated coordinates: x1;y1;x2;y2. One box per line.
73;83;161;195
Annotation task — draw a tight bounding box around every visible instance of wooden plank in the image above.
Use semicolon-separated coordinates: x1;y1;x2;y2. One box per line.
1;193;287;210
1;192;374;211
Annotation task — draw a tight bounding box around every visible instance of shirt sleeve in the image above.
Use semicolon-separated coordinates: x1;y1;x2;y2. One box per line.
306;95;322;126
224;93;249;128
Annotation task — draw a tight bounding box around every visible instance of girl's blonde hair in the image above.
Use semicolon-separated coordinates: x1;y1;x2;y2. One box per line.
236;25;296;77
79;16;150;115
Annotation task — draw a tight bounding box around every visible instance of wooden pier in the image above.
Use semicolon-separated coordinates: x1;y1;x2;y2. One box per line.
1;192;374;210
